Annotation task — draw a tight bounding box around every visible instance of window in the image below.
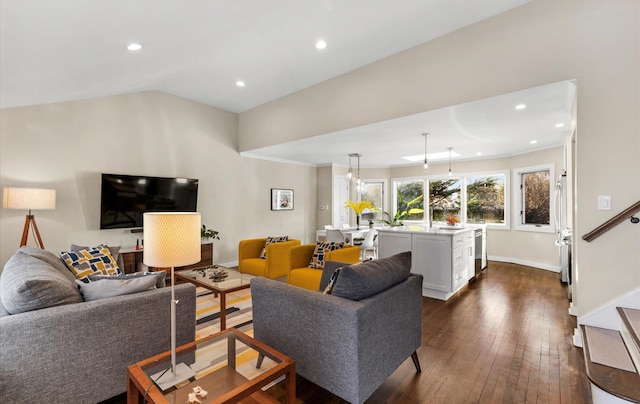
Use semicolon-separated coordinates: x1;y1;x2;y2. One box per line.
514;165;554;233
391;179;425;223
360;180;385;221
392;171;509;229
466;174;506;224
429;178;461;223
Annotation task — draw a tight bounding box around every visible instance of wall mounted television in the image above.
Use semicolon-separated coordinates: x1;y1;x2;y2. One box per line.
100;173;198;230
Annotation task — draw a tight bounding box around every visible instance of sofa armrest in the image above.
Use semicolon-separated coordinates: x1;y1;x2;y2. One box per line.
238;238;267;261
0;283;197;404
265;239;301;279
326;245;360;264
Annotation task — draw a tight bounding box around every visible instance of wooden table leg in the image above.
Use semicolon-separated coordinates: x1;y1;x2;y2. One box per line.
127;375;141;404
219;292;227;330
285;364;296;404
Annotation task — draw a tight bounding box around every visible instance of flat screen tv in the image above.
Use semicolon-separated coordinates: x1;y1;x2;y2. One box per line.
100;173;198;230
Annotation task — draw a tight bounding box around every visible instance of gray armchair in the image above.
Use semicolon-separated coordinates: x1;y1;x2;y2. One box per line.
251;251;422;404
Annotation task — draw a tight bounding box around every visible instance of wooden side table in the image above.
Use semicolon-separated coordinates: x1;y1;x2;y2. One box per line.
120;243;213;274
127;328;295;404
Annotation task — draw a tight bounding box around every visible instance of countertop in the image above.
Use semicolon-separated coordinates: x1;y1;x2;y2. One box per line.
376;224;475;236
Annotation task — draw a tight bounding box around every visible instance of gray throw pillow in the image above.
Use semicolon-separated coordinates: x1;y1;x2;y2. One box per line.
88;272;166;289
319;260;351;291
18;246;77;283
0;249;83;314
330;251;412;301
0;299;10;317
75;275;157;301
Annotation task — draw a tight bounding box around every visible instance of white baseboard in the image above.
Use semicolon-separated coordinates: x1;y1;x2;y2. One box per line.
220;260;239;268
488;255;560;272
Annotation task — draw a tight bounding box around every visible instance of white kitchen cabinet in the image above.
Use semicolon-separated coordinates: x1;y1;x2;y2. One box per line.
378;226;475;301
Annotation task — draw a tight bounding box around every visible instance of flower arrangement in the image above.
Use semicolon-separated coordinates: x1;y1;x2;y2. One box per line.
345;200;376;227
345;200;375;216
446;215;459;226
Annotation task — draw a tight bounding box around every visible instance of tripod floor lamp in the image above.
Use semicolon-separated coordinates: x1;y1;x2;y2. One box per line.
2;187;56;249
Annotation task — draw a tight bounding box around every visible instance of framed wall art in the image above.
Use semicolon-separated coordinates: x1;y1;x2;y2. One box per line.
271;188;294;211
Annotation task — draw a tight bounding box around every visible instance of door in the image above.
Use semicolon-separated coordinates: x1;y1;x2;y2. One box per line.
333;175;350;228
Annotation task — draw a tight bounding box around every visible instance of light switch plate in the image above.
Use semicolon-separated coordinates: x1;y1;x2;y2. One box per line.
598;195;611;210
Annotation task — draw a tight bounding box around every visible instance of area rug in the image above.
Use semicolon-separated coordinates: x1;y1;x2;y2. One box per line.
194;287;253;339
187;287;279;386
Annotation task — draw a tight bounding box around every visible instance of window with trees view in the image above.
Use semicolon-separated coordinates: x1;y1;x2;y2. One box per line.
392;171;509;228
466;174;506;224
360;180;384;221
429;178;461;223
392;179;425;222
514;165;554;232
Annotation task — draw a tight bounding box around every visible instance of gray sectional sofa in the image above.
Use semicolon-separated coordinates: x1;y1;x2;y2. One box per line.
0;247;197;404
252;251;423;404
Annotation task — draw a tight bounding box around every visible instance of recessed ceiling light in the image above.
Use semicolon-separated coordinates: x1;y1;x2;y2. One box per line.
127;43;143;51
476;152;482;156
315;40;327;50
555;123;565;128
236;81;245;87
515;104;527;110
530;140;538;144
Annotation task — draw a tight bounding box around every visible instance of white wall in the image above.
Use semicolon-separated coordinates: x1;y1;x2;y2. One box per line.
238;0;640;315
0;92;317;268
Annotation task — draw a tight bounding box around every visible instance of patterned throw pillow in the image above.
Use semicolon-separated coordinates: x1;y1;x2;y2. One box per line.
260;236;289;259
60;244;121;283
309;241;345;269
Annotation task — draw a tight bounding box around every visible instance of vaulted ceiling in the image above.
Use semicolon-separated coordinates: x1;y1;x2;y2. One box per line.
1;0;575;168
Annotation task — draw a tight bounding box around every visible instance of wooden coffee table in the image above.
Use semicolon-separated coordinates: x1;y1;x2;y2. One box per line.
127;328;296;404
175;266;253;331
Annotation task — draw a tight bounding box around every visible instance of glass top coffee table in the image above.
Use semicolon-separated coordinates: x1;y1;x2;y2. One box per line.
175;266;253;331
127;328;296;404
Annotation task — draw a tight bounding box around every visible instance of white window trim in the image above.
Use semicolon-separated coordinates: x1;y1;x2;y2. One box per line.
460;170;510;230
513;164;555;233
360;178;387;220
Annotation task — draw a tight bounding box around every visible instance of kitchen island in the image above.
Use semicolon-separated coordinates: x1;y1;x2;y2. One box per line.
377;225;476;301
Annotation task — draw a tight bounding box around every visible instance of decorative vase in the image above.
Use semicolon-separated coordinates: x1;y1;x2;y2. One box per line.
356;215;360;229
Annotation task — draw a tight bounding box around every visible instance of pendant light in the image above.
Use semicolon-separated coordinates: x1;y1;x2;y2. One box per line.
347;153;362;193
355;153;362;193
422;133;429;170
448;147;453;177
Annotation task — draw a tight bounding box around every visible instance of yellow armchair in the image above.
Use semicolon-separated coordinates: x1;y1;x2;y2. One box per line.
288;244;360;290
238;238;301;279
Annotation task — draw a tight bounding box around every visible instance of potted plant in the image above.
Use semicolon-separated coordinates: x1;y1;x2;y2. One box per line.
200;225;220;241
382;193;424;226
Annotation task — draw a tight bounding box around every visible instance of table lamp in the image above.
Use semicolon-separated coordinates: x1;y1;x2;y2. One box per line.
2;187;56;249
143;212;201;389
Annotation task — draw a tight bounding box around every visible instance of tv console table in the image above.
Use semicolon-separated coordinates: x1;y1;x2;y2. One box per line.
120;242;213;274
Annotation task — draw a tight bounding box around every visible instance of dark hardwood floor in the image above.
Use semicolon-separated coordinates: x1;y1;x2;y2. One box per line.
267;261;592;404
109;261;591;404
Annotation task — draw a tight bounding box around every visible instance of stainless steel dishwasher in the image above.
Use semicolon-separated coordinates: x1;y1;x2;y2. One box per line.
474;227;485;277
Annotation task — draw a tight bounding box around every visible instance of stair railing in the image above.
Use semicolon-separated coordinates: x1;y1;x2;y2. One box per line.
582;200;640;242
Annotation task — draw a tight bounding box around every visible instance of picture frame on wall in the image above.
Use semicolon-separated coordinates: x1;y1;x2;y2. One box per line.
271;189;294;211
